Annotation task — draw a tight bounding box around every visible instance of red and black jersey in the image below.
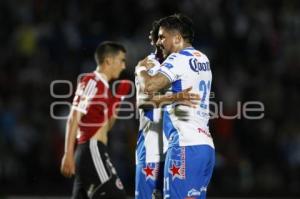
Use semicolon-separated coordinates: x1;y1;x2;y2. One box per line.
72;71;131;144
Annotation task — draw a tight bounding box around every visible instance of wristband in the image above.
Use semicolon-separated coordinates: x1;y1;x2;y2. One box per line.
135;66;147;75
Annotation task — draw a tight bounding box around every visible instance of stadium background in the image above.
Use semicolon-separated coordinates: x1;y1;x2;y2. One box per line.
0;0;300;197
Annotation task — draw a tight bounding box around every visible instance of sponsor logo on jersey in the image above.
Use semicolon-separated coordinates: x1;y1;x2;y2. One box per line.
189;58;210;74
187;186;207;197
198;128;212;138
200;186;207;192
187;188;201;197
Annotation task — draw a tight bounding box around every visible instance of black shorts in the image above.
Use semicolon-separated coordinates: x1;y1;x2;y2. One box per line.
72;139;126;199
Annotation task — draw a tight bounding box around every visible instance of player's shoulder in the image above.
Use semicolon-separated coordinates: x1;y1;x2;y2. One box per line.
84;71;108;82
79;72;96;83
161;53;184;69
79;71;108;88
195;50;209;62
165;47;199;61
178;47;209;61
164;52;181;63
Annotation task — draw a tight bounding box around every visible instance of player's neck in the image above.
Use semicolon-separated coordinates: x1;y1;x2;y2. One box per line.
181;43;192;50
96;66;110;82
174;43;192;53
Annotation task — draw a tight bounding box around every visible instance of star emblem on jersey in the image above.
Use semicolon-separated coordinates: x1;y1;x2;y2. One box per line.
143;164;155;180
170;164;180;175
169;163;182;180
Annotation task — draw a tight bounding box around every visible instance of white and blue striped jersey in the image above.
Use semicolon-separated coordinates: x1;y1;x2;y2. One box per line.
158;47;214;148
135;54;168;164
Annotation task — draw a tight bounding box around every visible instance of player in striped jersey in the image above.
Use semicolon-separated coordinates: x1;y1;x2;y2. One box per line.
60;41;131;199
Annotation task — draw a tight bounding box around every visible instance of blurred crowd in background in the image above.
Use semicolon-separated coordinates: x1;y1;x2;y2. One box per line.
0;0;300;197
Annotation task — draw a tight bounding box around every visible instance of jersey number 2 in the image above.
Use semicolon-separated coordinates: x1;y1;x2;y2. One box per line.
199;80;211;109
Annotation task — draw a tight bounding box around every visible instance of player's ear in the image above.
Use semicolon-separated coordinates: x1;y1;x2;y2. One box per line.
174;34;182;45
104;56;113;65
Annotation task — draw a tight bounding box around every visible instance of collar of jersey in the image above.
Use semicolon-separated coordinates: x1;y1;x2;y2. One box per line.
178;46;195;55
94;71;109;88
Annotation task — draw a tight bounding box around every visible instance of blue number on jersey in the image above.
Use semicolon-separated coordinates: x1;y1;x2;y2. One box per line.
199;80;211;109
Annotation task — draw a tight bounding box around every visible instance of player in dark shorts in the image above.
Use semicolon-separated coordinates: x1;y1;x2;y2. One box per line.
60;41;131;199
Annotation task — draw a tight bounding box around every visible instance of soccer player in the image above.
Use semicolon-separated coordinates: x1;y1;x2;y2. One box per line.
136;14;215;199
135;21;201;199
135;21;165;199
135;20;167;199
60;41;131;199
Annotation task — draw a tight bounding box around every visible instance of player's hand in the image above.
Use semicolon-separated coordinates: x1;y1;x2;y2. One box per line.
137;57;156;70
175;87;200;108
60;153;75;178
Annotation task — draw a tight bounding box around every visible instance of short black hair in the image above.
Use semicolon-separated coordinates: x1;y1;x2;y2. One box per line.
95;41;126;64
150;20;160;44
158;13;194;43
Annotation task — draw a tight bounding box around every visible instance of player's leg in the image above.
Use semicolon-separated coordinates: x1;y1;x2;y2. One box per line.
71;177;89;199
88;140;126;199
135;163;151;199
71;144;90;199
74;140;126;199
185;145;215;199
163;149;172;199
90;174;125;199
135;162;164;199
163;145;215;199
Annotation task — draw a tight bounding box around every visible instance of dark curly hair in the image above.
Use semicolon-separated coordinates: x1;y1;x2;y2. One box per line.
157;13;194;43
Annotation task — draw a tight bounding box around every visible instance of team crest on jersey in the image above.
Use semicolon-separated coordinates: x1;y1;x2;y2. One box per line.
193;51;201;57
115;178;124;190
168;147;186;180
143;163;159;180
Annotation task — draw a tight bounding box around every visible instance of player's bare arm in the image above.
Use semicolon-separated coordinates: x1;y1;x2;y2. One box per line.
136;57;170;94
60;108;82;178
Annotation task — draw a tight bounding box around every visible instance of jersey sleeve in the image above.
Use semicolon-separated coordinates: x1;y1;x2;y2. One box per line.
72;76;99;114
158;53;182;83
107;80;132;117
114;80;132;101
